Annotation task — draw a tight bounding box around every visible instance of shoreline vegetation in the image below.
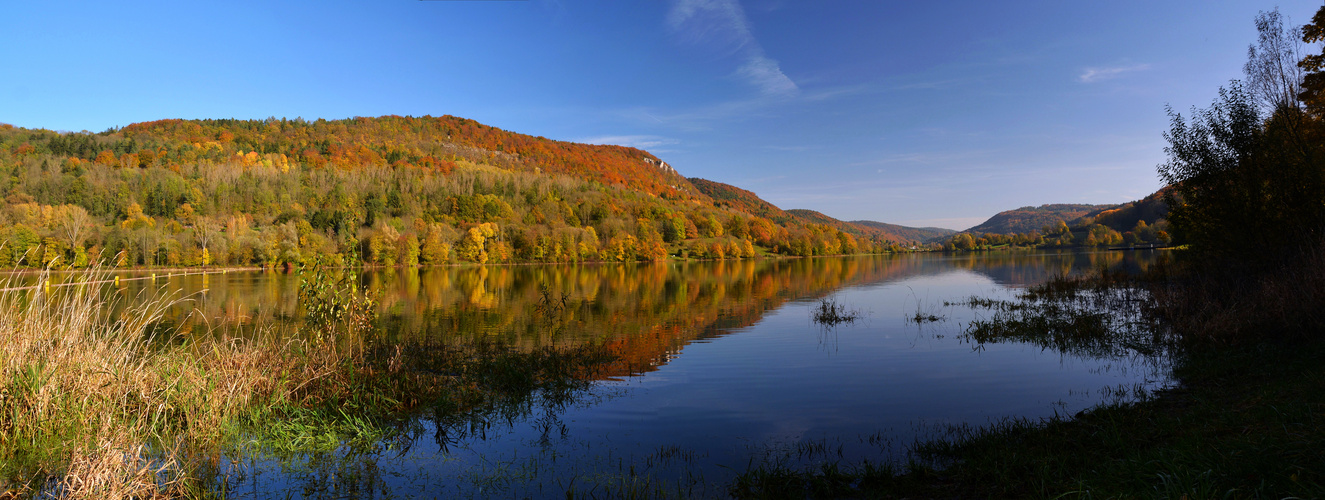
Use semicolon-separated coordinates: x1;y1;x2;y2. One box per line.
0;246;901;277
0;263;615;498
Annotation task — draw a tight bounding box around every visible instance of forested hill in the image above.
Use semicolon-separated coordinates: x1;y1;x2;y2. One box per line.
88;116;703;200
965;204;1118;235
0;115;924;269
938;193;1172;250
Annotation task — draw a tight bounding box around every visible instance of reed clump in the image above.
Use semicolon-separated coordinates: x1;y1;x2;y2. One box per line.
811;298;860;326
0;264;617;498
961;271;1169;359
0;267;324;496
0;266;383;497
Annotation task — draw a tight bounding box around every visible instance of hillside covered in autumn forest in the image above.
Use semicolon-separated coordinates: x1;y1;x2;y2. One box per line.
965;204;1119;235
0;115;939;269
940;194;1172;251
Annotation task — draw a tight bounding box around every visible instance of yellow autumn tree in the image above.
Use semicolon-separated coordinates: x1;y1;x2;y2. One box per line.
121;202;155;230
456;223;499;263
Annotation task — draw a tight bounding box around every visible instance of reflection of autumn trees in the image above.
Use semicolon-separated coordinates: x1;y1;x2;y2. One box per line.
212;256;1030;374
20;252;1162;384
940;250;1163;286
364;258;909;378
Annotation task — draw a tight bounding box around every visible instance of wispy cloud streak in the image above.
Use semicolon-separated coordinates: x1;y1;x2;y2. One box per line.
668;0;798;96
1078;63;1150;83
577;134;679;149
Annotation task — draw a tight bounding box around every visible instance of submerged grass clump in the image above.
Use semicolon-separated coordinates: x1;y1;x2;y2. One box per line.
960;272;1170;359
905;288;946;324
811;298;860;327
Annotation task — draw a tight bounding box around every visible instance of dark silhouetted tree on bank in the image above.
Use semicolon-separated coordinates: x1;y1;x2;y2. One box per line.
1160;8;1325;264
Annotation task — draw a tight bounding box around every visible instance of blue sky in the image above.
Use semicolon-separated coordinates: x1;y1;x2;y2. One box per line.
2;1;1320;229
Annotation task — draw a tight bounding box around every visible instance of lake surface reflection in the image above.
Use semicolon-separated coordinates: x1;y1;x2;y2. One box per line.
105;250;1171;497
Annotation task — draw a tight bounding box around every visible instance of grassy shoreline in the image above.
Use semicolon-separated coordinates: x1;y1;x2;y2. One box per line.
0;265;613;498
730;269;1325;499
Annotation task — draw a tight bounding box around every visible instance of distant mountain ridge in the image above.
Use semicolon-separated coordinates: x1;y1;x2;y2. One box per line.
965;203;1119;235
688;178;951;244
849;220;957;244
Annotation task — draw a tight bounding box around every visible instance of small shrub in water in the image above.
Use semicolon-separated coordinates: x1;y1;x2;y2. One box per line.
812;298;860;326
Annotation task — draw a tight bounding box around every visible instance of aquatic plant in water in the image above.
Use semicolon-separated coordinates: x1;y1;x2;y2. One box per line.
811;297;860;327
961;272;1173;360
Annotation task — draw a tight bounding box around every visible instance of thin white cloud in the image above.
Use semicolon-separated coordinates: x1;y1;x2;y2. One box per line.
737;55;798;96
762;144;818;152
1078;64;1150;83
667;0;751;50
668;0;798;96
578;134;679;149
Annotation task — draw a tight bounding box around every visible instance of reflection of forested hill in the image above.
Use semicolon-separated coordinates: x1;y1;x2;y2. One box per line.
939;250;1163;287
372;257;928;378
108;252;1156;380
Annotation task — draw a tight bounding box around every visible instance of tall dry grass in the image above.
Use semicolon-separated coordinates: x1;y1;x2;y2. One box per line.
0;264;615;498
0;267;369;498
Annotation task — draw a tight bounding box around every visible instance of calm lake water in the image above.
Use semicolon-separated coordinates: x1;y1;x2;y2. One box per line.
81;250;1171;498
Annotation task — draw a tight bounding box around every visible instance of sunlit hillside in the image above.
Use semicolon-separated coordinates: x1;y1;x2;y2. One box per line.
0;116;942;269
965;204;1119;235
